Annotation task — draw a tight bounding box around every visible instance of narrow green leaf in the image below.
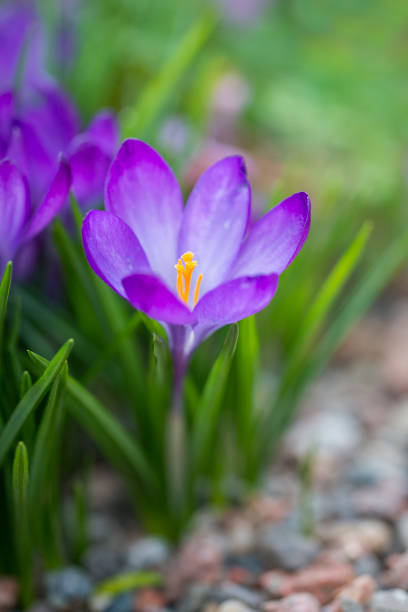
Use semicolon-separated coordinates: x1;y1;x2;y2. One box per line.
0;261;12;349
20;371;33;399
30;364;67;508
263;228;408;459
233;316;259;481
306;228;408;391
27;351;154;489
279;221;372;395
138;312;167;340
12;441;33;606
0;339;73;467
72;479;88;563
123;12;215;137
20;371;35;450
12;442;29;511
191;324;239;472
94;571;162;597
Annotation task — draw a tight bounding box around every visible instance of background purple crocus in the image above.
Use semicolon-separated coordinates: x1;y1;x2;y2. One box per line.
0;158;71;272
82;139;311;374
0;1;119;213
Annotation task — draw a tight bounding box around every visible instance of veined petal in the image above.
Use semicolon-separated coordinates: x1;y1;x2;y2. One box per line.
123;274;195;325
69;141;111;208
194;273;278;326
178;156;251;295
24;157;71;240
230;191;311;278
86;110;118;156
0;160;30;266
82;210;150;298
105;139;183;284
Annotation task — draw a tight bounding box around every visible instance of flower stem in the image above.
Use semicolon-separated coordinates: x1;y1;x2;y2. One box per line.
166;341;189;525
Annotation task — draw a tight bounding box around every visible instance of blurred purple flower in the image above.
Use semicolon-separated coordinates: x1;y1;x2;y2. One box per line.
0;1;45;92
0;158;71;271
0;1;118;212
82;139;311;367
215;0;270;26
2;88;118;211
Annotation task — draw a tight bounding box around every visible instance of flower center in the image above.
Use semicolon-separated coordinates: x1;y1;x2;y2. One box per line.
174;251;203;308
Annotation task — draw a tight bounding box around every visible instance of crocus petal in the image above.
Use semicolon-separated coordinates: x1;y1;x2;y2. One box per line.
0;91;14;156
123;274;195;325
0;3;36;90
86;110;118;156
7;119;56;205
105;139;183;284
178;156;251;295
69;141;111;208
194;273;278;326
25;81;79;155
230;192;311;278
82;210;150;297
24;157;71;240
0;160;30;267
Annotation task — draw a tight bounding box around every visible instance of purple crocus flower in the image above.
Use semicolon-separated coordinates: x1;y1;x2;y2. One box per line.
1;87;118;211
82;139;311;379
0;158;71;272
0;1;118;212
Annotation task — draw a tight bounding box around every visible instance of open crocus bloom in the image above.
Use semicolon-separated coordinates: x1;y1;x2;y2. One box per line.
82;139;310;364
0;158;71;272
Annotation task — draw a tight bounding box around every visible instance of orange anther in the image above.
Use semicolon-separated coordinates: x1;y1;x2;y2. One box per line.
175;251;202;308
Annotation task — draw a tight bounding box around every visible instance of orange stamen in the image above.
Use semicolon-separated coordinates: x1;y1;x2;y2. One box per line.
193;273;203;306
174;251;202;308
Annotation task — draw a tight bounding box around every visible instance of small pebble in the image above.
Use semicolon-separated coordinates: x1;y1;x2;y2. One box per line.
318;519;392;559
132;588;166;611
262;592;320;612
84;545;123;580
45;566;92;609
217;600;255;612
353;554;381;577
211;583;264;608
397;512;408;549
105;592;132;612
127;537;170;570
327;575;376;612
0;577;19;611
371;588;408;612
260;563;354;604
381;553;408;589
256;526;319;571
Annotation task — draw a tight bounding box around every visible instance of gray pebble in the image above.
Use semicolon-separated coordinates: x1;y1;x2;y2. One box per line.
372;589;408;612
256;525;319;571
217;600;255;612
127;536;170;570
105;592;132;612
210;583;264;608
45;566;92;609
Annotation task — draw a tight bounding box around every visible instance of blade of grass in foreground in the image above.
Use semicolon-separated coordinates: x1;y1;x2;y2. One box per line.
0;339;74;467
12;441;32;606
191;324;239;473
0;261;12;349
27;351;154;490
278;221;372;396
30;364;68;566
123;12;215;138
265;228;408;456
